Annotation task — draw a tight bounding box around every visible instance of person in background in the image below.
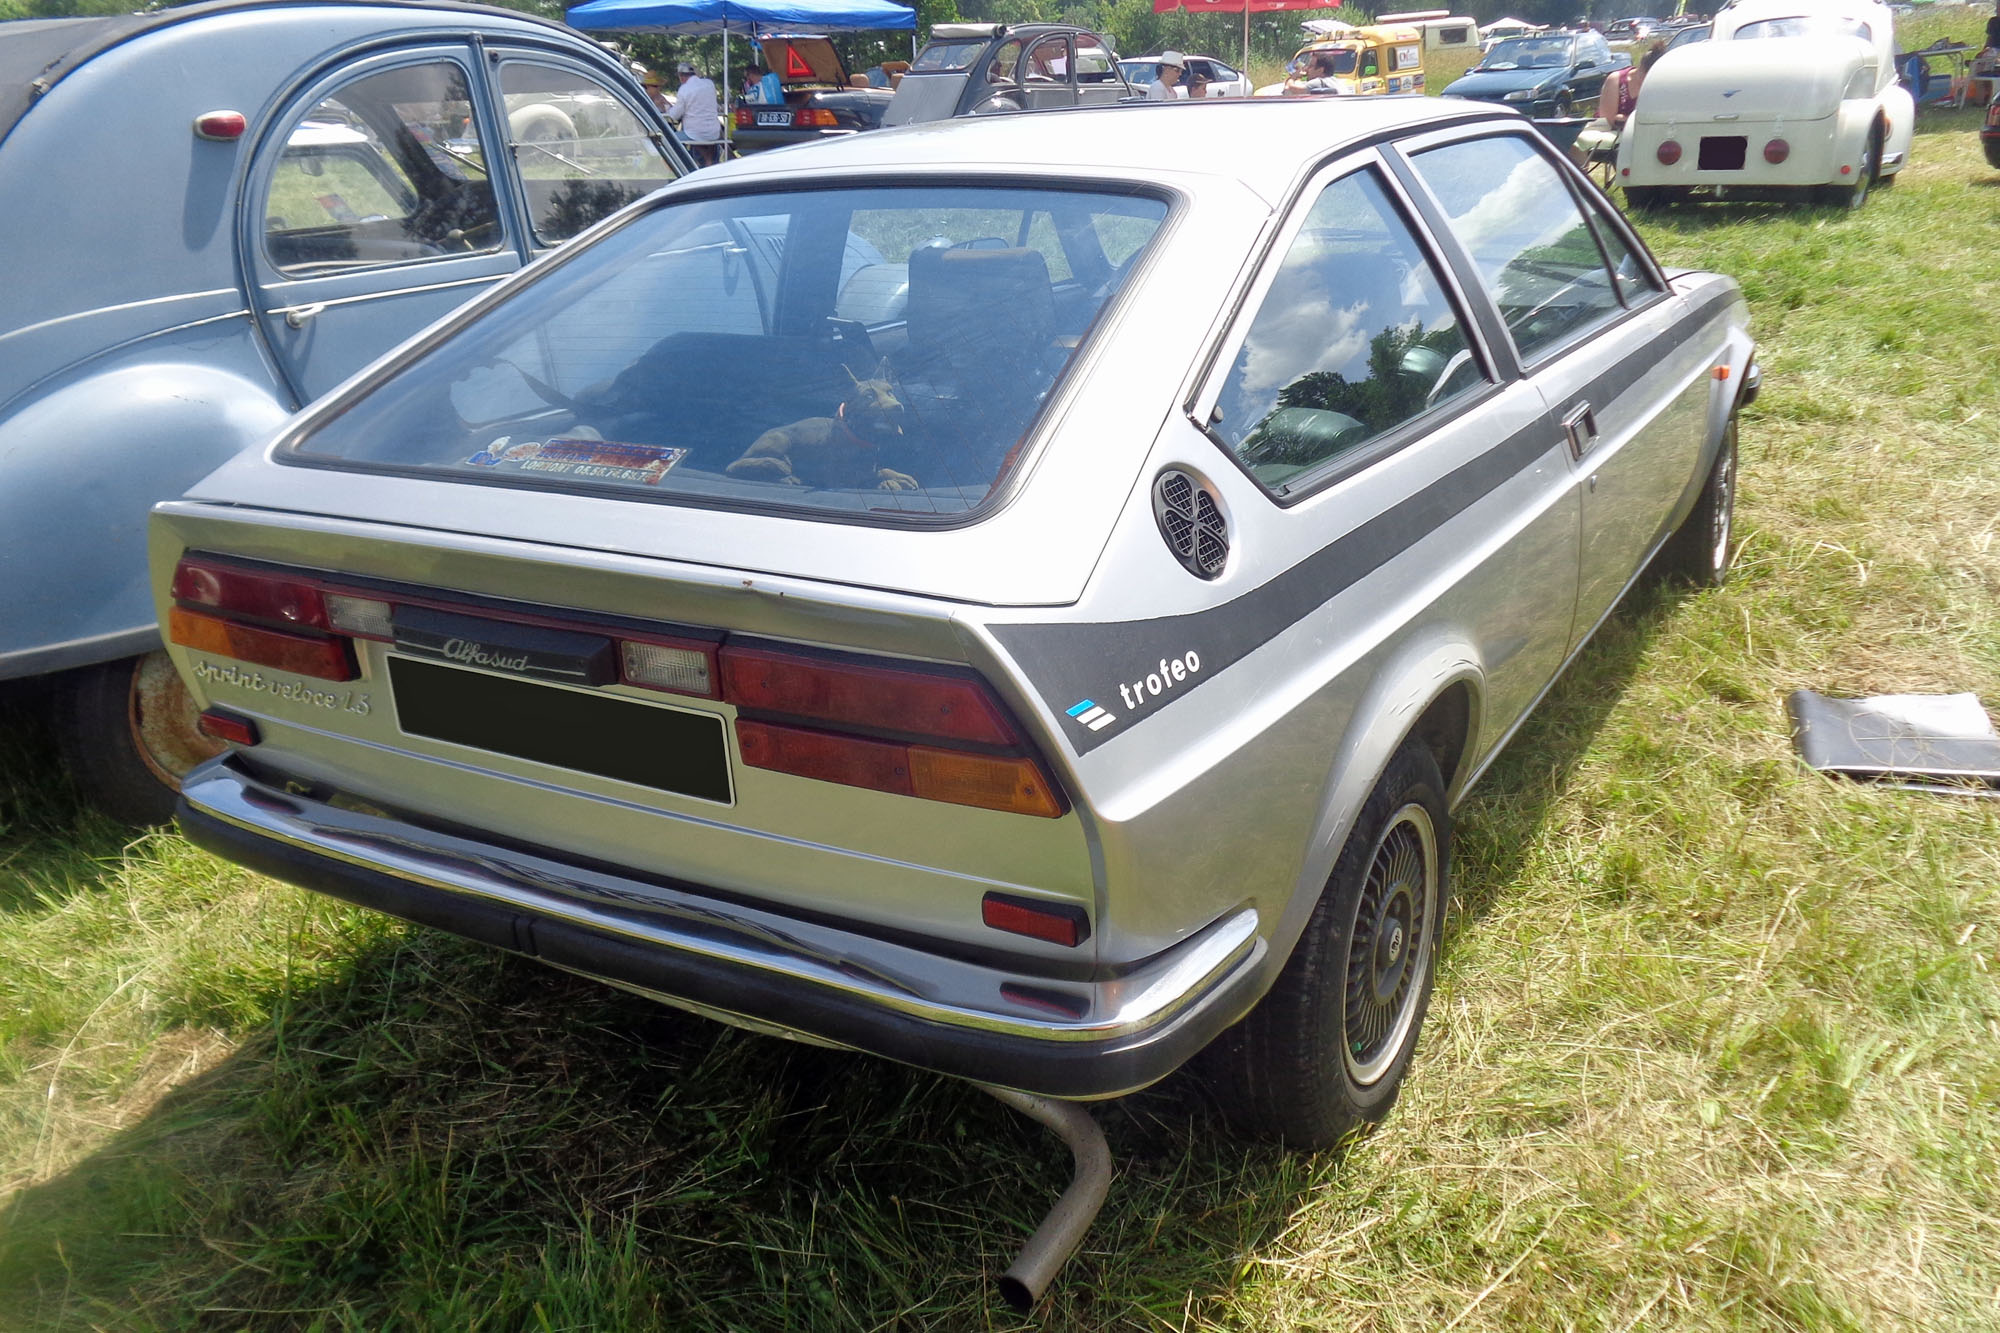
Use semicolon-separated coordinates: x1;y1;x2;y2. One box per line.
1148;51;1184;101
1601;40;1664;130
746;60;783;105
639;67;671;114
1185;67;1211;98
667;60;721;166
1987;0;2000;53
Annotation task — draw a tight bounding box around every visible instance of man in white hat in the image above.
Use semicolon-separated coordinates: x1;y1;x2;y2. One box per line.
1147;51;1185;101
667;59;722;165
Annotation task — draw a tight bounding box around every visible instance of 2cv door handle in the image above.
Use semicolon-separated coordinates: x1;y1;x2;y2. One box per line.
283;302;327;330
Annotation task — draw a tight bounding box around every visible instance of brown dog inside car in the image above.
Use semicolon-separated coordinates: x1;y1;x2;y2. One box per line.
726;362;918;491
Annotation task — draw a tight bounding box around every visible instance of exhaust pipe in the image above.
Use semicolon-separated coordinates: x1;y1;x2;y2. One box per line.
977;1084;1113;1313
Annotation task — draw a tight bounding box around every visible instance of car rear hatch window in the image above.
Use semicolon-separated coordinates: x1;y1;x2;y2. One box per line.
285;183;1168;522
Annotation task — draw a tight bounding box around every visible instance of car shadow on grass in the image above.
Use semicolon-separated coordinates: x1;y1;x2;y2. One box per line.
0;897;1316;1331
0;683;147;916
1446;573;1701;934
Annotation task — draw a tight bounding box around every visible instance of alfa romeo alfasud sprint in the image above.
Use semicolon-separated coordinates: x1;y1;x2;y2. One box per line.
153;98;1755;1147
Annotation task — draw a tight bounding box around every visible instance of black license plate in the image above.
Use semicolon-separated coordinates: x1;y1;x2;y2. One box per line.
390;657;731;804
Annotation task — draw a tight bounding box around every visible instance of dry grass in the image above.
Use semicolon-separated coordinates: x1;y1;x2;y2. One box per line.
3;29;1998;1329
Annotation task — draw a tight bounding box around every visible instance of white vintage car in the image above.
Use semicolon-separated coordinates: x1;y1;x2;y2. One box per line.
1617;0;1913;208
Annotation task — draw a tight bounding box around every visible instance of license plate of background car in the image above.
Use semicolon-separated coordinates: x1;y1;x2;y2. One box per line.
755;110;793;126
388;657;732;804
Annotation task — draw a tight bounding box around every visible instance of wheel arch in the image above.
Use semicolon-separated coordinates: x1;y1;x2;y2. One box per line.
0;354;290;679
1256;638;1485;984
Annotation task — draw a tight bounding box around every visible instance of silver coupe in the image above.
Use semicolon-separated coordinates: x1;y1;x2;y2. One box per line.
151;95;1756;1150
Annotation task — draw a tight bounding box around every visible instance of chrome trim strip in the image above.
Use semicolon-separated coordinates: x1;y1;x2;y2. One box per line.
181;765;1262;1044
266;275;498;318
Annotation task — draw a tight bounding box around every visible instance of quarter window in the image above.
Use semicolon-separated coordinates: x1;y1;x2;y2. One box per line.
263;62;501;275
1214;168;1484;492
1410;135;1624;364
497;61;681;246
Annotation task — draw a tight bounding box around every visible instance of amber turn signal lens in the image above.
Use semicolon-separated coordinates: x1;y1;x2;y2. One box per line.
909;747;1065;818
168;607;356;681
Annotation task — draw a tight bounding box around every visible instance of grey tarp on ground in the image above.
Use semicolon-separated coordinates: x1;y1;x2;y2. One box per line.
1787;689;2000;795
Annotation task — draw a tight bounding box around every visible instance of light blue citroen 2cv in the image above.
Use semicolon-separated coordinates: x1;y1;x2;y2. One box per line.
0;0;690;821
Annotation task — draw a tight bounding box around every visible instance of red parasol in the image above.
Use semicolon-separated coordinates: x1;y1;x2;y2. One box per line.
1150;0;1339;82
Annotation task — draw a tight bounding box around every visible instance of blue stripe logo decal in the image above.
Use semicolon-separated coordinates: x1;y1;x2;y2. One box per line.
1066;699;1116;731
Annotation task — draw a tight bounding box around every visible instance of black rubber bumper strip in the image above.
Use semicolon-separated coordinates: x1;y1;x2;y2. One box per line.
177;797;1262;1099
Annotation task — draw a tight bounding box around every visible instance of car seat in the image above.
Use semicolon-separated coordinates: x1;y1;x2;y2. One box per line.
899;245;1059;484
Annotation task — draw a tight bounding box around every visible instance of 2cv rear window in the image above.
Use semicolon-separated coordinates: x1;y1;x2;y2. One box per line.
286;184;1168;521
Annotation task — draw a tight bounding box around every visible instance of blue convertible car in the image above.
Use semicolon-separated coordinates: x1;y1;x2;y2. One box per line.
0;0;690;822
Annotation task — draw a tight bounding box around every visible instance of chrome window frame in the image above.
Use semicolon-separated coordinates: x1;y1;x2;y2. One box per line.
1388;124;1673;379
1188;148;1508;506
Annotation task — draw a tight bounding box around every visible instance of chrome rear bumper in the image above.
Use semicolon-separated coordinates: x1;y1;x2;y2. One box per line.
178;762;1266;1098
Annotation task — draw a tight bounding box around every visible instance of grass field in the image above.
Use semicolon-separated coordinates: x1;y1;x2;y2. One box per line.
5;29;2000;1332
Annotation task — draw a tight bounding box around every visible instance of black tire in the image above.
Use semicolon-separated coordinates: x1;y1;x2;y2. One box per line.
1656;415;1738;587
1553;93;1574;118
1623;185;1669;212
53;650;223;827
1199;741;1451;1149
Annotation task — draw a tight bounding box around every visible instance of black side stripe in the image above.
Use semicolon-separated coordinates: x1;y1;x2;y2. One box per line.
997;283;1742;757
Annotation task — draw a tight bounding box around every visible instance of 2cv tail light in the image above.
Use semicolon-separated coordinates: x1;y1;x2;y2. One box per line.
1763;138;1790;164
1656;139;1683;165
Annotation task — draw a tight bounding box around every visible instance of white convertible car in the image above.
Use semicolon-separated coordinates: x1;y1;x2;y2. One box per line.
1617;0;1913;208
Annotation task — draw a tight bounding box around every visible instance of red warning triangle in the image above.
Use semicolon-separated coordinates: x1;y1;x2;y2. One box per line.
782;45;816;79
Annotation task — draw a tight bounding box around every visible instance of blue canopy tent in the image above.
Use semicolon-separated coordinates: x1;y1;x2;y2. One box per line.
567;0;916;139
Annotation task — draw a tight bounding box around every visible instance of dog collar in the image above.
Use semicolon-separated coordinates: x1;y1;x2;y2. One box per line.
835;403;877;450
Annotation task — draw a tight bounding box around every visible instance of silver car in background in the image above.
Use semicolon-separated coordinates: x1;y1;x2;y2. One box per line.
152;98;1755;1148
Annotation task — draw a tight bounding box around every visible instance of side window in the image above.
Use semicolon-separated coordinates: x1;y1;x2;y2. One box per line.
498;61;680;247
1361;51;1381;77
987;39;1023;84
1582;200;1662;304
1213;167;1486;492
1075;35;1116;83
1410;135;1623;364
263;61;501;275
1024;36;1068;83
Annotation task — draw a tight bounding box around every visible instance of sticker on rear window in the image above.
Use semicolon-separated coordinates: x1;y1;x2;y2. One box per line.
466;437;688;485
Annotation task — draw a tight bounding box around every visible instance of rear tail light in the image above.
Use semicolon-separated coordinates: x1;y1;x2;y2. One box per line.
1763;138;1790;164
1657;139;1683;165
796;108;839;127
325;593;394;639
720;645;1014;746
172;557;331;630
732;107;754;128
168;606;356;680
167;555;1067;818
621;640;713;695
724;644;1066;818
168;558;355;680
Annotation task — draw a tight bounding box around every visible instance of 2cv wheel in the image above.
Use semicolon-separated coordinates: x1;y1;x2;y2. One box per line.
54;650;224;827
1199;739;1451;1149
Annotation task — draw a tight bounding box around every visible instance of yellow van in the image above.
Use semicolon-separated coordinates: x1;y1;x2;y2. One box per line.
1265;25;1426;97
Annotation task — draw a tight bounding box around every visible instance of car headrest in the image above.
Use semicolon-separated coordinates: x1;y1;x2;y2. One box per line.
906;245;1056;374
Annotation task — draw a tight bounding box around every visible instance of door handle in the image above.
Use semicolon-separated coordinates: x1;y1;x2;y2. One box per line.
283;302;326;330
1562;403;1599;461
